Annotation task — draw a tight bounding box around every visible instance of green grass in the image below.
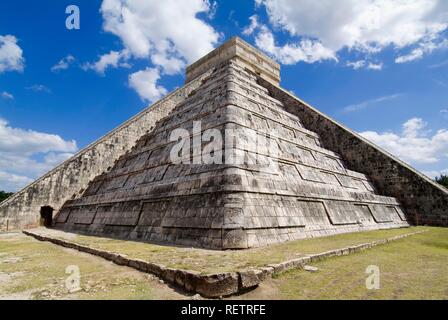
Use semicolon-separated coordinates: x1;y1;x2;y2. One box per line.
265;227;448;300
2;228;446;300
0;233;184;300
37;226;419;274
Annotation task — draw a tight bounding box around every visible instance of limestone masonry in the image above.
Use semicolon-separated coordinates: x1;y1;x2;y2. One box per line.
1;37;446;249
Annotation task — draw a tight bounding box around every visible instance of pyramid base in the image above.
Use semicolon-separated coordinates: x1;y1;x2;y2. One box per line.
53;222;408;250
54;191;409;250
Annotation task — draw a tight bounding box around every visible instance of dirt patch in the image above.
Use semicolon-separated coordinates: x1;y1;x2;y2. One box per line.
0;232;21;239
230;279;282;300
0;233;185;300
0;289;35;300
0;272;25;283
0;256;23;264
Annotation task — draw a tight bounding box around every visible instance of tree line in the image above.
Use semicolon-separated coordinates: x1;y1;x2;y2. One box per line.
435;175;448;189
0;191;14;203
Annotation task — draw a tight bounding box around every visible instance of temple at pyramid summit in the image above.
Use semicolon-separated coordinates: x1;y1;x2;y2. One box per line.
0;37;447;249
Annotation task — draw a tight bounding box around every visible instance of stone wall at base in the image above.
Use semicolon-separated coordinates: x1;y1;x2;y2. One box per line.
0;70;213;232
258;78;448;227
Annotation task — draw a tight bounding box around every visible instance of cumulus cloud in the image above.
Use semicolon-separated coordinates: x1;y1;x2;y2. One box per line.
1;91;14;100
128;67;167;103
256;0;448;64
0;118;78;191
255;25;337;64
0;35;24;73
360;117;448;164
0;118;77;156
82;50;130;75
100;0;220;74
51;55;75;72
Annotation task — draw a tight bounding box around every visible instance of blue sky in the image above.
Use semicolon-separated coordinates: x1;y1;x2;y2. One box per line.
0;0;447;191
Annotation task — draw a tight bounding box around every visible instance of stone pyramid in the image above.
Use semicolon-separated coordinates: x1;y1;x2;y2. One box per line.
52;38;409;249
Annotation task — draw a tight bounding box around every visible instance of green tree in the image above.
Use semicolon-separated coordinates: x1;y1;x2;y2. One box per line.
435;175;448;189
0;191;13;203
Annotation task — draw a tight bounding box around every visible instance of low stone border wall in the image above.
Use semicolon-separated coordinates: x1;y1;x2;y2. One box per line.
23;229;427;298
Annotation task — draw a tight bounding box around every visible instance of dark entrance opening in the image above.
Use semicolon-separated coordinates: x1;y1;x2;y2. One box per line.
40;206;54;227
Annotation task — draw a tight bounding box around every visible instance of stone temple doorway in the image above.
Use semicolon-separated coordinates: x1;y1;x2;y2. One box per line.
40;206;53;227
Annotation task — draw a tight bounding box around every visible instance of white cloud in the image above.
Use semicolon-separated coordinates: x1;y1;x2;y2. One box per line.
0;118;77;156
243;15;260;36
257;0;448;64
360;117;448;164
255;26;337;64
43;152;75;166
128;67;167;103
343;93;402;112
82;50;130;75
26;84;51;93
395;48;425;63
347;60;366;70
0;171;33;192
395;39;448;63
51;55;75;72
100;0;219;74
1;91;14;100
207;1;218;20
0;118;78;191
0;35;24;73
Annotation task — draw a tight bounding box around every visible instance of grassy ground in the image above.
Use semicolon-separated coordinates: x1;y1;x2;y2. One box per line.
2;227;446;300
0;233;185;300
33;227;419;274
235;227;448;300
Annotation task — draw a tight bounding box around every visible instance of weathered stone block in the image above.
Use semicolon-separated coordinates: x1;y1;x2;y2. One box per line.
194;273;239;298
239;269;264;289
222;229;248;249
